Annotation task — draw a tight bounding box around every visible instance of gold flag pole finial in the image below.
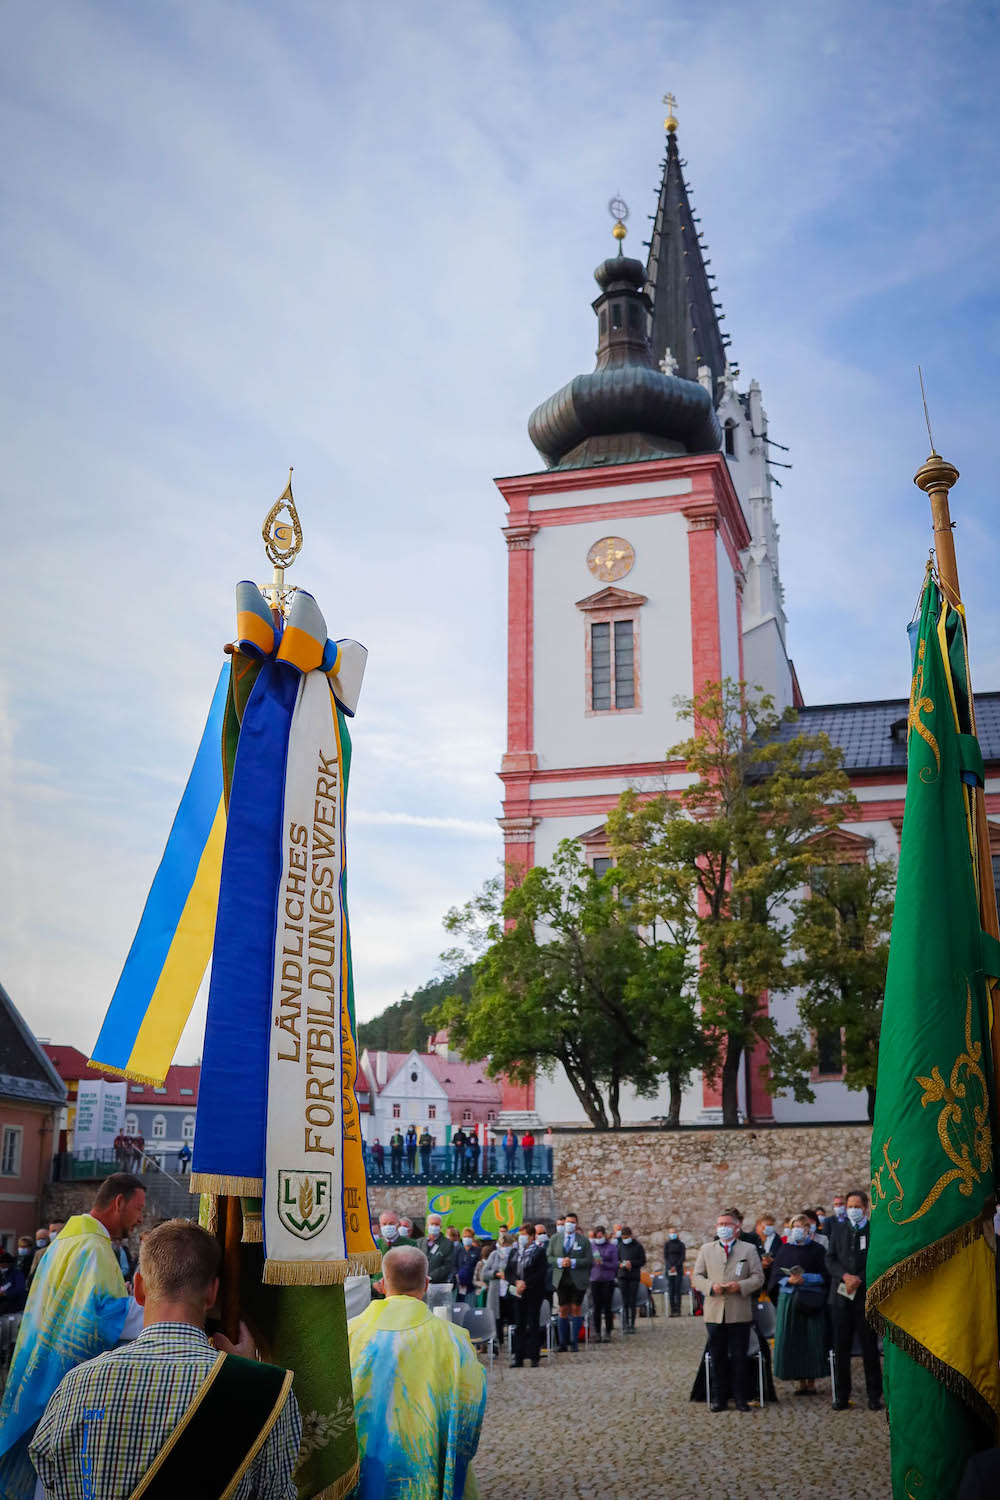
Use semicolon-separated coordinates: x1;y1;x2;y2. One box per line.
262;467;303;614
913;372;960;607
663;91;678;134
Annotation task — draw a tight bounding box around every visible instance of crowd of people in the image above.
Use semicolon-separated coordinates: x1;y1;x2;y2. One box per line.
365;1124;548;1180
371;1190;880;1406
0;1176;883;1500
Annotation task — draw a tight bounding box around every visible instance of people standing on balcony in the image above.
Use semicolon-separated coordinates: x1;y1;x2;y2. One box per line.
389;1128;404;1177
664;1227;686;1317
617;1226;646;1334
133;1133;146;1172
451;1127;466;1177
404;1125;418;1177
370;1138;385;1178
548;1212;592;1353
589;1227;619;1342
466;1130;480;1180
502;1129;518;1174
113;1130;127;1169
521;1130;535;1176
418;1127;433;1177
177;1141;192;1175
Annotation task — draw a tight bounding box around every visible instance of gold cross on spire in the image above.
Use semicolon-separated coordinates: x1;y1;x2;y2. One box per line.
663;91;678;133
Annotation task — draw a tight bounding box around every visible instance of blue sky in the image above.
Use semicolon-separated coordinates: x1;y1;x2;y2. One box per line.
3;0;1000;1057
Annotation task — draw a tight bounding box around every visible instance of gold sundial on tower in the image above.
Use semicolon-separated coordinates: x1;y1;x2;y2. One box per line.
587;536;635;582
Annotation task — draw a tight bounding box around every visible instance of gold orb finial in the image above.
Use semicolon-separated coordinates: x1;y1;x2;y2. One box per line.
663;90;678;133
608;194;629;246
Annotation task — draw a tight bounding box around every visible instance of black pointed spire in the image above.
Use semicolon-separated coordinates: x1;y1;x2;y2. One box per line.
645;122;728;395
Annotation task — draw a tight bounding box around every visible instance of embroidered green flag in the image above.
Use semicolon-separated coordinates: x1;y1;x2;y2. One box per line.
867;573;1000;1499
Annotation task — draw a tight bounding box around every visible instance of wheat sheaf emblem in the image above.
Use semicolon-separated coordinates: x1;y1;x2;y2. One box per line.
298;1177;315;1220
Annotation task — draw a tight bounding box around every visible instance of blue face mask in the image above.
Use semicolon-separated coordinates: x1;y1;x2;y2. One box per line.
789;1226;806;1245
835;1205;847;1220
462;1238;473;1248
668;1232;677;1240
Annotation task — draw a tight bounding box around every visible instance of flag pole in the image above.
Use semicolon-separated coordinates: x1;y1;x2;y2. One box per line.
914;450;1000;1121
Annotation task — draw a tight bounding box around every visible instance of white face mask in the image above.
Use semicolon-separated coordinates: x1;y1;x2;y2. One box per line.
536;1233;548;1244
789;1226;807;1244
383;1224;398;1240
594;1236;605;1245
846;1206;866;1227
428;1224;440;1237
518;1234;529;1248
462;1237;473;1248
621;1237;632;1245
717;1225;737;1244
564;1223;577;1237
835;1205;848;1220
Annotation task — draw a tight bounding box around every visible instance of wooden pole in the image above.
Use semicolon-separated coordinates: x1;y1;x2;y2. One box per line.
221;1195;242;1344
914;453;1000;1118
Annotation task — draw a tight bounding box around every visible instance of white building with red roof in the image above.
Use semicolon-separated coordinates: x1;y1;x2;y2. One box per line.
360;1035;502;1145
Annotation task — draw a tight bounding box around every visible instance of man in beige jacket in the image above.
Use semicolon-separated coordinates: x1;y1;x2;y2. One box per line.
692;1210;764;1412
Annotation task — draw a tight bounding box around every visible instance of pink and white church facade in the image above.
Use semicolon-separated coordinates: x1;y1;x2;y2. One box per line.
493;117;1000;1128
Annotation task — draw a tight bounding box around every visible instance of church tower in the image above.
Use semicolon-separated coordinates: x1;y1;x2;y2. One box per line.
495;106;798;1123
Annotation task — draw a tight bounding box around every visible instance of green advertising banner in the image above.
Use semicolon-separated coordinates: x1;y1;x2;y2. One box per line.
426;1186;524;1236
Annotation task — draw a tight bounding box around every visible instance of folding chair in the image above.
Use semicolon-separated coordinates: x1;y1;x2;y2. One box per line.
635;1282;653;1328
747;1326;767;1407
463;1306;498;1374
610;1285;624;1339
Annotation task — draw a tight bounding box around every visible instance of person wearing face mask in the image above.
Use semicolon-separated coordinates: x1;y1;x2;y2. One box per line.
419;1213;457;1308
756;1215;781;1280
768;1214;828;1394
691;1212;764;1411
616;1226;646;1333
455;1230;480;1306
826;1190;883;1411
822;1196;847;1237
547;1212;593;1352
802;1208;828;1250
507;1225;547;1367
28;1230;50;1283
533;1223;554;1298
588;1226;619;1342
372;1212;416;1297
664;1228;686;1317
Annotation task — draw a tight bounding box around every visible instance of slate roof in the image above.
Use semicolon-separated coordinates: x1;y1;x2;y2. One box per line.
778;692;1000;773
0;981;67;1108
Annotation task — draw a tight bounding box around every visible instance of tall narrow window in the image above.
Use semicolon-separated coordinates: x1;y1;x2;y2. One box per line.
614;620;635;707
724;419;737;457
591;622;611;710
816;1029;844;1076
1;1127;22;1177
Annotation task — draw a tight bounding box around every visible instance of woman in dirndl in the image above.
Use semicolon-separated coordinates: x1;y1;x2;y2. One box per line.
769;1213;828;1394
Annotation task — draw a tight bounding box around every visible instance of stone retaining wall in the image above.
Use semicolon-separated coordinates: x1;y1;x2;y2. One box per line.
548;1124;872;1251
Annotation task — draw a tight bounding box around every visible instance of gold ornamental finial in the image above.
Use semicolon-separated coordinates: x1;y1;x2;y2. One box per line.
608;193;629;244
663;91;678;133
262;467;303;611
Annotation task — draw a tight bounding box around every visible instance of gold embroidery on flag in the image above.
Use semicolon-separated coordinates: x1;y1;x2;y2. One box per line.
908;637;940;781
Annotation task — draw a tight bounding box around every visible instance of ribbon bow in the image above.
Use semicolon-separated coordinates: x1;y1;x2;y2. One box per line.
235;581;367;717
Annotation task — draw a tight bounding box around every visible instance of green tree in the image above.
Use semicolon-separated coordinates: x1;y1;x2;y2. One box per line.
357;964;478;1052
431;843;693;1129
608;678;855;1126
779;853;895;1122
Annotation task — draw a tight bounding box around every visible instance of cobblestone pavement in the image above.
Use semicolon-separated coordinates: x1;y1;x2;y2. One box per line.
474;1313;890;1499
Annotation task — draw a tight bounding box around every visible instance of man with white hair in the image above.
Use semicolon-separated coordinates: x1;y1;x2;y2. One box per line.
419;1213;456;1310
349;1247;486;1500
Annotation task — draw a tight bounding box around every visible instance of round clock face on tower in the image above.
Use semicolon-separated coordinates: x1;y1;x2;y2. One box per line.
587;536;635;582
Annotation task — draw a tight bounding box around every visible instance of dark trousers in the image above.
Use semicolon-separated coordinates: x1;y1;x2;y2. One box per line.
390;1150;402;1176
523;1147;534;1175
453;1148;463;1175
591;1280;614;1336
621;1278;638;1328
406;1149;416;1175
504;1149;516;1173
513;1290;544;1364
667;1269;683;1315
832;1292;883;1404
706;1320;751;1406
420;1149;431;1176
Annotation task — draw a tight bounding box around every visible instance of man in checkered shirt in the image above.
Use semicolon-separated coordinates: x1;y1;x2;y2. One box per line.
30;1220;300;1500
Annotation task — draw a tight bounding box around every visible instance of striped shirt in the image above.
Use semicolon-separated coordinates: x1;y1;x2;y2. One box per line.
29;1322;300;1500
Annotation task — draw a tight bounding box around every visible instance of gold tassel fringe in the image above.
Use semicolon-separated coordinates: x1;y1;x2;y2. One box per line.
242;1215;263;1244
262;1252;382;1287
86;1058;165;1087
310;1459;360;1500
189;1172;264;1197
865;1210;986;1313
867;1208;999;1440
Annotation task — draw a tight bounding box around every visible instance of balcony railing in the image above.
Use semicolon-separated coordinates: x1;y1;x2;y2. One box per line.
52;1148;194;1181
363;1145;552;1187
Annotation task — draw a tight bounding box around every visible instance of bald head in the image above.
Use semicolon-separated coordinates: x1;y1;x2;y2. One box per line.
382;1245;428;1298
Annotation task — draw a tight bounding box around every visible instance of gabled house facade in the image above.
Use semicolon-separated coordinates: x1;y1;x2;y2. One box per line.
0;981;66;1249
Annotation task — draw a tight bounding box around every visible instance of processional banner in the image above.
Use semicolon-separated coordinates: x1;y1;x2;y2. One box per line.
426;1186;524;1235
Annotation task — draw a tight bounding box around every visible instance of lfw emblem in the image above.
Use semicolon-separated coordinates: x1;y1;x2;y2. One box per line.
277;1170;332;1240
